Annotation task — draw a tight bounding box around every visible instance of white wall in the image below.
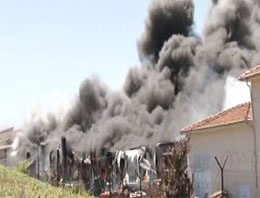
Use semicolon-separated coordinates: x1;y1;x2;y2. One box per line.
249;77;260;197
189;123;256;198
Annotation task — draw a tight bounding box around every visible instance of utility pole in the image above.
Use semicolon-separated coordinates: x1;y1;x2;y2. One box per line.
215;156;229;196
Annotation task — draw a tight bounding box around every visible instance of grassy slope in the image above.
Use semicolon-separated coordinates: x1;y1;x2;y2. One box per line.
0;164;93;198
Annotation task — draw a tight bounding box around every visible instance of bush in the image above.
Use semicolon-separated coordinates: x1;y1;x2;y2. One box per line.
14;160;29;174
148;136;193;198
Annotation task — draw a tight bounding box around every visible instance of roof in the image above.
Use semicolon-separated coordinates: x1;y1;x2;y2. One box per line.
0;127;14;134
239;65;260;81
0;128;19;147
0;144;12;150
182;102;252;133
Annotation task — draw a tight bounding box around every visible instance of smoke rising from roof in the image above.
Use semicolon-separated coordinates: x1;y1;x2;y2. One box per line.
14;0;260;160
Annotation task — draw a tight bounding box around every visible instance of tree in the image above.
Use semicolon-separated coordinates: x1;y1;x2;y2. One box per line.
149;136;193;198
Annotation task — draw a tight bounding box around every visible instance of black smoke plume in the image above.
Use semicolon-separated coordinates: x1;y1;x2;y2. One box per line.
13;0;260;161
138;0;194;62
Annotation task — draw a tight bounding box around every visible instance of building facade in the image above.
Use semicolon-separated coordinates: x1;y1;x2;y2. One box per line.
0;127;18;164
182;66;260;198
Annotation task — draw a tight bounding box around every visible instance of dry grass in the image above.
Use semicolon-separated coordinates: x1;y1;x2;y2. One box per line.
0;164;93;198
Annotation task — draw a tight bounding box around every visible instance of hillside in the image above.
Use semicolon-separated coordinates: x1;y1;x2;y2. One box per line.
0;164;93;198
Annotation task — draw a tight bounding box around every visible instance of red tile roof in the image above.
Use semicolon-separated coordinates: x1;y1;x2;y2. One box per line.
239;65;260;81
182;102;252;133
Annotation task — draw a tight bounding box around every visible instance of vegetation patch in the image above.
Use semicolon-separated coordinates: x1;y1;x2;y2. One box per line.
0;164;93;198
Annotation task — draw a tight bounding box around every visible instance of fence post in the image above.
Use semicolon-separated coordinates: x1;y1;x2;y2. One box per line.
215;156;228;196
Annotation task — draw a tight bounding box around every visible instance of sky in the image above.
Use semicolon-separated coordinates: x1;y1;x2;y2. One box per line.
1;0;243;130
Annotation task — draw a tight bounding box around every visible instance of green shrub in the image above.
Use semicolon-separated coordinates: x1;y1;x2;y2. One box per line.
14;160;29;174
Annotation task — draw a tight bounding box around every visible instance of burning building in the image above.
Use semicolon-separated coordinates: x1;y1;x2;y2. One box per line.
7;0;260;196
24;135;178;197
15;0;260;165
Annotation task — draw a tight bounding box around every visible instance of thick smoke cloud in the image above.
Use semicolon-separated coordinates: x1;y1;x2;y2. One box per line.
157;35;198;94
63;78;107;131
14;0;260;161
199;0;253;75
138;0;194;62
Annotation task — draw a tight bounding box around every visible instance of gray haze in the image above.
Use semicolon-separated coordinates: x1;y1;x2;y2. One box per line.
14;0;260;160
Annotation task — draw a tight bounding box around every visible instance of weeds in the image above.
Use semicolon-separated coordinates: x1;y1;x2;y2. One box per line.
0;164;93;198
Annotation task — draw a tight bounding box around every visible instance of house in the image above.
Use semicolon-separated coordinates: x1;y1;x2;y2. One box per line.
0;127;19;164
181;66;260;198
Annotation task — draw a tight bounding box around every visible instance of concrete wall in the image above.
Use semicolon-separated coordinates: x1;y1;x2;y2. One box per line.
251;78;260;184
189;122;256;198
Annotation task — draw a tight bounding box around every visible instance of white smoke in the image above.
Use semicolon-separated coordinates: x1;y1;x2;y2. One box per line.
25;90;73;125
223;76;250;110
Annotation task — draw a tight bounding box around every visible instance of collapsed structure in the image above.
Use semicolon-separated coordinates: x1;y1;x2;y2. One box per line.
25;136;176;197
